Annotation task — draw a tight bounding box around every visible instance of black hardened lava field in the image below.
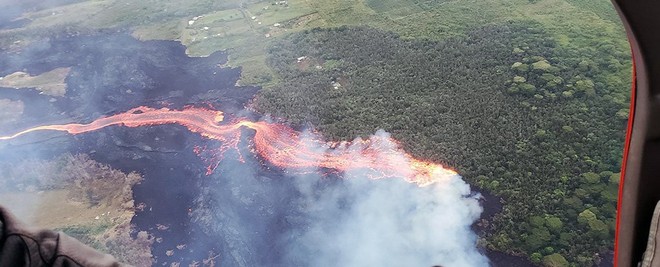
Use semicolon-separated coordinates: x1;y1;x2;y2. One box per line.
0;33;532;266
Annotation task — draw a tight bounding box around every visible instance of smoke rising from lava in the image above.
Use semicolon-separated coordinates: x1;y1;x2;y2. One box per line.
281;130;488;267
0;106;456;186
0;106;489;266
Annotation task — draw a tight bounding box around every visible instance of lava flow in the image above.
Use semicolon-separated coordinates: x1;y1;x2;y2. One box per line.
0;106;457;186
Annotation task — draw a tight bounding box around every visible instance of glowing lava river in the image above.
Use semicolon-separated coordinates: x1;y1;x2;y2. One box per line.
0;106;457;186
0;34;500;267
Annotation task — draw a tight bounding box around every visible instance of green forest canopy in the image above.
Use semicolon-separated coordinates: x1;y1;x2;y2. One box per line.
255;22;629;265
0;0;631;265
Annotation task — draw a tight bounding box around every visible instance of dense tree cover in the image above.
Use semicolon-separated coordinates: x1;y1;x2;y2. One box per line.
256;22;630;265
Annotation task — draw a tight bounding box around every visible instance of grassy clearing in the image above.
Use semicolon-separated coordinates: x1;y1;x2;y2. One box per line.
197;9;244;23
247;0;316;25
366;0;423;13
1;0;627;87
0;67;70;96
23;1;110;28
178;0;318;85
565;0;620;22
0;0;632;264
132;19;182;40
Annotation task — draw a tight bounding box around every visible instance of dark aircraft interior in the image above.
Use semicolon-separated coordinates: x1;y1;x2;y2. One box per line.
612;0;660;266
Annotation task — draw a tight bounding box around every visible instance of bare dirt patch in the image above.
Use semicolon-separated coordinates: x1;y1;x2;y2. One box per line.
0;190;128;229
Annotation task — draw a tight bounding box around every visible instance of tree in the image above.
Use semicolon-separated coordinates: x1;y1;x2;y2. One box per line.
616;108;629;120
545;216;563;232
511;62;529;72
530;216;545;227
609;172;621;184
563;196;583;210
492;233;513;248
588;218;610;239
543;246;555;255
558;232;574;247
577;59;594;72
578;209;597;225
582;172;600;184
525;227;552;250
535;129;547;138
578;209;610;238
575;79;596;96
532;60;553;72
513;76;527;83
488;180;500;189
519;83;537;95
258;23;630;265
540;73;563;88
543;253;569;267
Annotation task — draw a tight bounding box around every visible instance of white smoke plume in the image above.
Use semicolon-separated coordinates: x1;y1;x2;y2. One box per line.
280;130;489;267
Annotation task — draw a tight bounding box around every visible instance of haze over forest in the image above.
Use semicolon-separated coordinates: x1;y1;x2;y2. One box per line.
0;0;630;266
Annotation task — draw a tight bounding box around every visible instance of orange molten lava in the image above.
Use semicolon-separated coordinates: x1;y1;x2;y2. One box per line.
0;106;456;186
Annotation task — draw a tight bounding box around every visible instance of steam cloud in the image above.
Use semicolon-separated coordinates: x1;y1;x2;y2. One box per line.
0;23;489;265
198;129;489;267
284;130;488;267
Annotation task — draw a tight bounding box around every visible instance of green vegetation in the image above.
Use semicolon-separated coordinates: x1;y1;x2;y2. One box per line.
0;0;630;265
0;67;70;96
57;221;114;250
0;154;142;205
544;253;570;267
57;221;154;266
256;21;628;264
1;0;628;87
247;0;315;26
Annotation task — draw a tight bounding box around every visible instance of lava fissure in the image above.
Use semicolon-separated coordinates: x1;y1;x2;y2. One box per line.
1;106;456;186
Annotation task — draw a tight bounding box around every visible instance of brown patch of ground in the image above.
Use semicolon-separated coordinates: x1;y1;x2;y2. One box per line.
0;190;131;230
0;67;70;96
0;154;152;266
